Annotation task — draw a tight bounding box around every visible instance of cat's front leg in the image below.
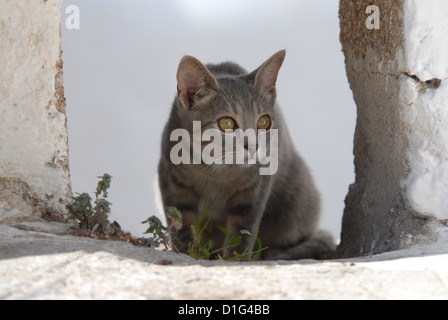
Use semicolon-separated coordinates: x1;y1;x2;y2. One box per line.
169;210;196;254
223;204;264;259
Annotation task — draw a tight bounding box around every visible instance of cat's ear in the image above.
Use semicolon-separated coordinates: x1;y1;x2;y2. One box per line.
252;50;286;98
176;55;218;110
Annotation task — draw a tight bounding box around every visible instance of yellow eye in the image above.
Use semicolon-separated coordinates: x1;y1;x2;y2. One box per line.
219;117;235;131
257;115;271;130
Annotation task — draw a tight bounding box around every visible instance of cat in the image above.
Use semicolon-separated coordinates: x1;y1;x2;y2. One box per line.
158;50;335;260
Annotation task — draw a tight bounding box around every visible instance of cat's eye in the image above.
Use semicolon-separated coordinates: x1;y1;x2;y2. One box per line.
257;115;271;130
219;117;235;131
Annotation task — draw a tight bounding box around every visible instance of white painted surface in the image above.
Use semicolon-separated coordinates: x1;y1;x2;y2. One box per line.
401;78;448;218
0;0;71;216
401;1;448;219
404;0;448;81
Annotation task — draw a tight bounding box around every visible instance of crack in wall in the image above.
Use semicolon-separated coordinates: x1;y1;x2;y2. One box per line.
403;72;442;94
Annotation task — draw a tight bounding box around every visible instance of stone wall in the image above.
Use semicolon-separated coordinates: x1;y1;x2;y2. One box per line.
2;0;448;260
0;0;71;222
338;0;448;258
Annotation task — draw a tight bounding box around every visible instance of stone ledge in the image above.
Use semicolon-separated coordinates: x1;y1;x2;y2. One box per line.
1;221;448;300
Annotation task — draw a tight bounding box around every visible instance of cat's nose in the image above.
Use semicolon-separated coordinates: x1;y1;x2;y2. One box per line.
248;145;257;155
245;142;258;156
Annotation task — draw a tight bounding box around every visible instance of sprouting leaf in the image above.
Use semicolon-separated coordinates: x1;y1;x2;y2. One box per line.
96;173;112;197
216;225;230;238
94;198;112;213
227;235;242;246
233;251;244;260
142;216;167;235
166;207;183;231
217;253;225;261
188;246;198;259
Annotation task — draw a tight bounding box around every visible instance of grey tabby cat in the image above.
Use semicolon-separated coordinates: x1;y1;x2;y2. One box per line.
158;50;335;260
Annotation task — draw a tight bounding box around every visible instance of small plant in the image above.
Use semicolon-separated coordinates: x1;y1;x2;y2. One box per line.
219;228;265;261
141;201;266;261
141;207;182;249
68;174;266;260
66;174;125;240
187;202;266;261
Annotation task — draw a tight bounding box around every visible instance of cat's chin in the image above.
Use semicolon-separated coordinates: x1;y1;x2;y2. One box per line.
225;163;257;169
211;163;259;177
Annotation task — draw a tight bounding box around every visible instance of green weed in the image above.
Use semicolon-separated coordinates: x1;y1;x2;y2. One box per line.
67;175;266;260
66;174;127;240
141;207;182;249
144;201;267;261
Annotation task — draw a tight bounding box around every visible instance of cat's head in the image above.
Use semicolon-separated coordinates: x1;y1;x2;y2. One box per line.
173;50;285;174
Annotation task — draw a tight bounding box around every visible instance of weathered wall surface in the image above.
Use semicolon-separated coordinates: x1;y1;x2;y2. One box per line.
400;0;448;220
338;0;448;258
0;0;71;222
1;0;447;263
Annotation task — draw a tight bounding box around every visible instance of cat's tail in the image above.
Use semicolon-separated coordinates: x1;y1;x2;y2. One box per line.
262;230;337;261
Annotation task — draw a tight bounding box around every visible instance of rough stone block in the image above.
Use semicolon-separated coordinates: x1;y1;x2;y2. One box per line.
0;0;71;222
338;0;448;258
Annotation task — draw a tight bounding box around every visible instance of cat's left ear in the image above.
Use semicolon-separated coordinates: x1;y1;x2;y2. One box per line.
176;55;218;110
252;50;286;98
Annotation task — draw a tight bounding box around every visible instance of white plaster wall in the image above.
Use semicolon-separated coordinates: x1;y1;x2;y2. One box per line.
404;0;448;81
402;0;448;219
0;0;71;217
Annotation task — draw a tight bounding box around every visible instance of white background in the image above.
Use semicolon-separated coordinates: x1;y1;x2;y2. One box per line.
61;0;356;239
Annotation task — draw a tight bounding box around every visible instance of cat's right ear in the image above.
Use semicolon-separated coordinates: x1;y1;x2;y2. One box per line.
252;50;286;99
176;56;218;110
